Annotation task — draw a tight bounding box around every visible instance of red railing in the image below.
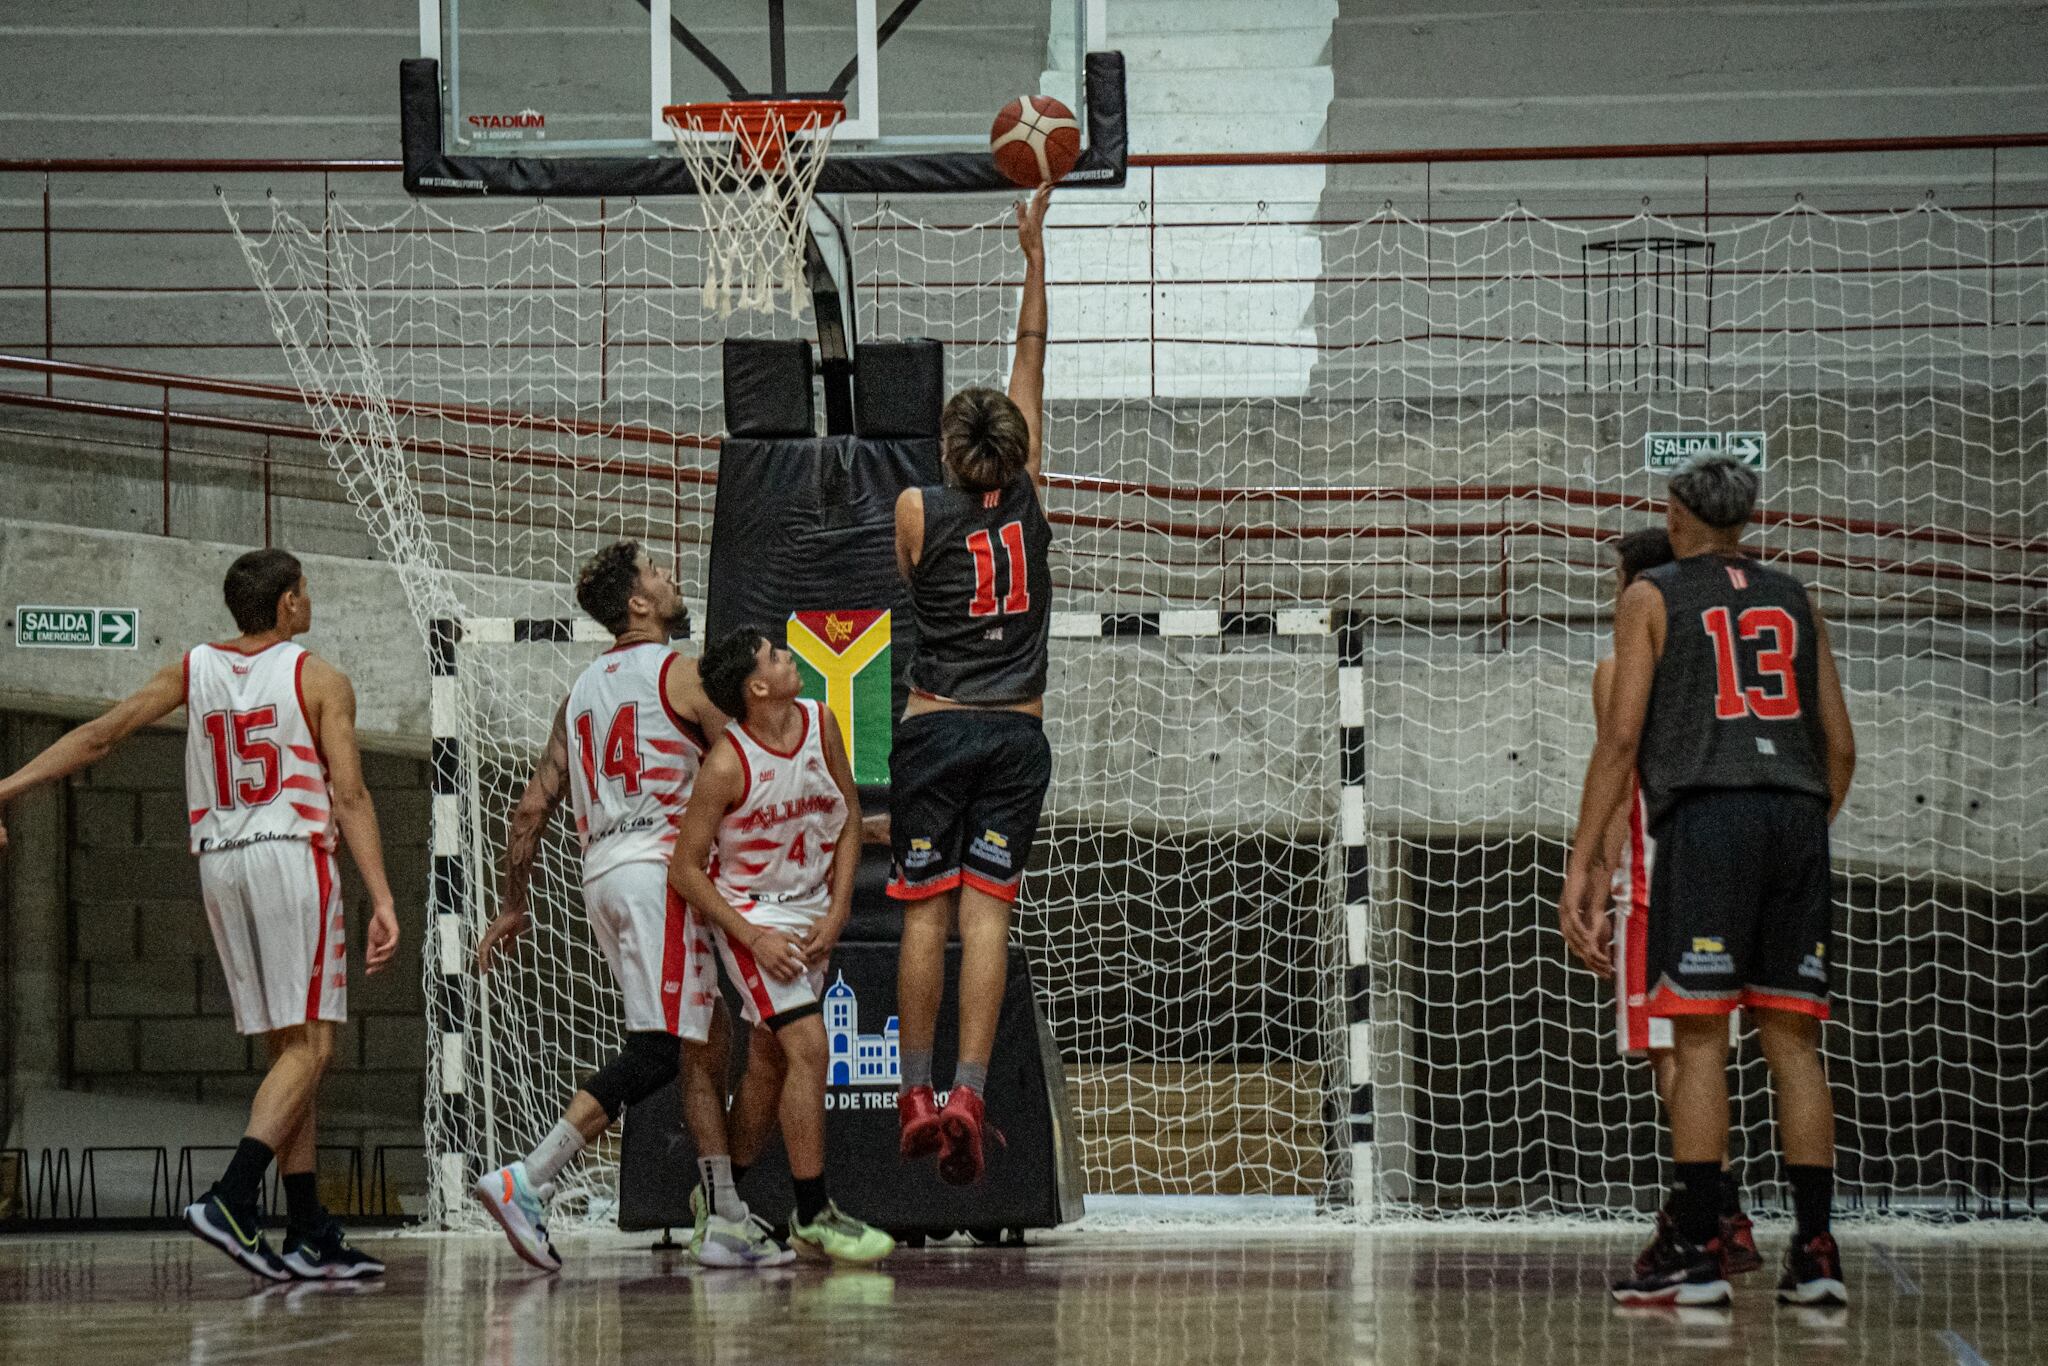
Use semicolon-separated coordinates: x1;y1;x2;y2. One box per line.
3;134;2046;383
0;352;2035;608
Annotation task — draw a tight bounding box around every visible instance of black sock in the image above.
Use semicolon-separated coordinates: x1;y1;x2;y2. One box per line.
1788;1164;1833;1239
732;1163;750;1186
217;1137;275;1212
793;1175;829;1227
1719;1168;1742;1217
283;1172;324;1238
1671;1162;1722;1245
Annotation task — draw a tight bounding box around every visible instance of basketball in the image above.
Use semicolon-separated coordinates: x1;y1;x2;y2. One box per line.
989;94;1081;187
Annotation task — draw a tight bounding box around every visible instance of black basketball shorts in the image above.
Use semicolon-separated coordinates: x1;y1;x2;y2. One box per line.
1645;788;1835;1022
887;709;1052;905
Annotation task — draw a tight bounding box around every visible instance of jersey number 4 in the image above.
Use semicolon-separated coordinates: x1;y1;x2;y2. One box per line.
201;707;281;809
967;522;1032;617
1701;606;1801;720
575;705;643;797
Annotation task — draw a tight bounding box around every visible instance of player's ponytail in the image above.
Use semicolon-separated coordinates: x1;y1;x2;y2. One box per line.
940;387;1030;493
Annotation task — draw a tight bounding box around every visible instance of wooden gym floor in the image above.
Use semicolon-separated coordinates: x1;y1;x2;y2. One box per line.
1;1224;2042;1364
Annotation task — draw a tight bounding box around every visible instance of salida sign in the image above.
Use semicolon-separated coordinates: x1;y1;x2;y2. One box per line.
466;109;545;141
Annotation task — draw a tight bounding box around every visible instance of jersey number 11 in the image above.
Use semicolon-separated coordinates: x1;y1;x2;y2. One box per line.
967;522;1032;617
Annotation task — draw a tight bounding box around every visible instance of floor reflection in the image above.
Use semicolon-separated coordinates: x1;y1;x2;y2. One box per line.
0;1226;2041;1366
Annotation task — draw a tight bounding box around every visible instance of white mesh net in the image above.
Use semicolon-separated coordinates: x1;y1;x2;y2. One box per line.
226;181;2046;1228
664;102;840;317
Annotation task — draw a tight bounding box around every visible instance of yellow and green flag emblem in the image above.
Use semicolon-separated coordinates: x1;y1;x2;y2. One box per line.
786;609;892;782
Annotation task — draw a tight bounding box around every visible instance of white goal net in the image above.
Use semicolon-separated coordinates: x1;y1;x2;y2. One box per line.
227;178;2046;1227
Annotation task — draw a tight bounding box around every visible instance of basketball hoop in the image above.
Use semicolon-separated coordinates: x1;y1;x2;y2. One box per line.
663;98;844;317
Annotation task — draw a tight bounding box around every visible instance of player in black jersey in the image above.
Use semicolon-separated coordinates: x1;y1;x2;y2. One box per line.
888;184;1056;1185
1562;456;1857;1308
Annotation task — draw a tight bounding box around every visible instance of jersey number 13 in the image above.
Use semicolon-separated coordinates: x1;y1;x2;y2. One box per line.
1701;606;1801;721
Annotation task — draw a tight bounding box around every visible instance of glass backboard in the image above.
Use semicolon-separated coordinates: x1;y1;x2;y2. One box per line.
433;0;1094;157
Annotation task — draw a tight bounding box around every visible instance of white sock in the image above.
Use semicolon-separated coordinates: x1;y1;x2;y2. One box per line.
699;1155;745;1221
523;1119;586;1188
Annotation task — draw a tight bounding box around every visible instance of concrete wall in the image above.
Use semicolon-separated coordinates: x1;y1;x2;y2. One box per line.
1;711;432;1213
0;518;433;753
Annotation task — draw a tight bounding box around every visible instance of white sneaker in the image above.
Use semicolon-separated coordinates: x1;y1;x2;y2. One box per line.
470;1161;562;1273
697;1210;796;1268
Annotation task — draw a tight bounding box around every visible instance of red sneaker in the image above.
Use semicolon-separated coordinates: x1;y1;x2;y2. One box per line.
937;1086;988;1186
898;1085;942;1161
1720;1210;1763;1275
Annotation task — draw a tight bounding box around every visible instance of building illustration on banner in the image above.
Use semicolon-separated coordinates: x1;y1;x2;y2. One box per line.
824;973;900;1087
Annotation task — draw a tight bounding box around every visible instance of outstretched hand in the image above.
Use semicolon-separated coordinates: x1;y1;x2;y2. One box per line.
1015;183;1052;262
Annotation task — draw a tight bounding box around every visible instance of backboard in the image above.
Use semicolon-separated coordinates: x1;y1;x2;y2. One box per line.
428;0;1101;158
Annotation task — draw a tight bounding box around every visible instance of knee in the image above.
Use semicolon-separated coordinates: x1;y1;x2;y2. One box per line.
1757;1013;1822;1072
585;1031;682;1120
775;1017;828;1074
748;1025;785;1079
1669;1017;1730;1068
680;1041;724;1097
276;1023;336;1073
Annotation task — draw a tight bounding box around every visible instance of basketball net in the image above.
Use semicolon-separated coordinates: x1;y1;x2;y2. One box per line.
664;99;843;317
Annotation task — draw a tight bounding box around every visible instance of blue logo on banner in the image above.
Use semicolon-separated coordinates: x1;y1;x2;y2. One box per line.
824;973;900;1087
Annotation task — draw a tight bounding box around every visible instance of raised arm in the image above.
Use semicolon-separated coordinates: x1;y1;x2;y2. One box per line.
0;658;187;851
301;656;400;976
894;487;926;580
801;707;864;969
667;739;807;982
478;698;570;975
1008;184;1052;486
1809;609;1857;823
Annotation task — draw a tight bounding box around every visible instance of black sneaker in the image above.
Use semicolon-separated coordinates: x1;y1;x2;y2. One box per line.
1776;1231;1848;1306
282;1219;386;1280
184;1188;293;1282
1630;1206;1677;1278
1611;1226;1732;1306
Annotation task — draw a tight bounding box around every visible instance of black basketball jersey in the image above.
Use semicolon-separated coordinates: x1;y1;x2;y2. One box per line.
907;475;1054;705
1636;554;1832;827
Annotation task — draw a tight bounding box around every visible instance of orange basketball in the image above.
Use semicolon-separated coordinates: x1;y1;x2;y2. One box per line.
989;95;1082;188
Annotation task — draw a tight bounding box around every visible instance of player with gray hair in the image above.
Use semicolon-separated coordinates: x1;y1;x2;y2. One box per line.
1562;454;1858;1307
1667;454;1761;531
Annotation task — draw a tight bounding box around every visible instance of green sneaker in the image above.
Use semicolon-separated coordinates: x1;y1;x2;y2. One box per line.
789;1200;895;1266
690;1185;707;1258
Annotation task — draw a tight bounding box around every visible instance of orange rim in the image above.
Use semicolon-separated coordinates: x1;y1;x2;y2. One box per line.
663;99;845;172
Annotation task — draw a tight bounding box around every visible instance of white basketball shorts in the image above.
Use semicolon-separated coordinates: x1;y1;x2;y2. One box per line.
199;839;346;1036
711;891;828;1029
582;860;718;1042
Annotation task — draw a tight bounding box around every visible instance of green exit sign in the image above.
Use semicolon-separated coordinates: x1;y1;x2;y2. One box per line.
16;606;139;649
1644;431;1767;471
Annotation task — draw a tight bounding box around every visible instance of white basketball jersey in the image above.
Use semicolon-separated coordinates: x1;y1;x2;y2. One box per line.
713;700;846;907
566;642;708;884
184;641;334;855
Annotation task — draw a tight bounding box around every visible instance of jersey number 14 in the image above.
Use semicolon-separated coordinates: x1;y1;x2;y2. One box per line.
576;704;643;797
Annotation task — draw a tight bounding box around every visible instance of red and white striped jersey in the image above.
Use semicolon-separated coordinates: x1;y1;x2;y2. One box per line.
713;699;846;908
184;641;334;855
565;642;708;884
